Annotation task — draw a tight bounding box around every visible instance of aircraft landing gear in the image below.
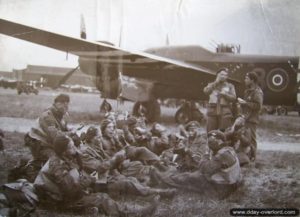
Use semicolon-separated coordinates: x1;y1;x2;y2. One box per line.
132;100;161;122
175;101;204;124
276;106;288;116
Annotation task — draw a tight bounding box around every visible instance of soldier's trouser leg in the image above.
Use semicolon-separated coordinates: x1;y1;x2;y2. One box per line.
219;106;233;131
74;192;158;217
170;171;206;188
108;176;175;198
108;176;155;196
246;123;257;161
220;114;233;132
206;116;219;133
73;193;124;216
158;170;211;192
126;146;160;163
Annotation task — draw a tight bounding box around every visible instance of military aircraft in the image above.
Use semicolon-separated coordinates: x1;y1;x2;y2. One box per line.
0;18;299;122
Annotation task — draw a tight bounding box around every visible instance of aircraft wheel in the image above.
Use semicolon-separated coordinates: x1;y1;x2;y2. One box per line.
277;106;287;115
132;100;161;122
175;107;190;124
132;102;146;117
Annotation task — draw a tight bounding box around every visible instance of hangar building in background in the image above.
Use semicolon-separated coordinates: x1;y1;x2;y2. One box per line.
13;65;94;88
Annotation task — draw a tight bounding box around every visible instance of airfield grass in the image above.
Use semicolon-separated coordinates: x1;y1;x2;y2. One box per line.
1;88;300;127
0;88;300;216
0;87;299;141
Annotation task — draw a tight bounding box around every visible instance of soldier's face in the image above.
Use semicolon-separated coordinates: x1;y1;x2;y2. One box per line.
217;71;228;82
187;127;197;138
55;102;69;114
104;122;115;138
245;75;252;87
208;136;221;152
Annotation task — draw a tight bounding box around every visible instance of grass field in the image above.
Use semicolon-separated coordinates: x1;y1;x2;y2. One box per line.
0;88;300;216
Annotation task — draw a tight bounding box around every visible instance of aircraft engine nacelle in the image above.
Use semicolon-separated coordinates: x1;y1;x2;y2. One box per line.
78;58;121;99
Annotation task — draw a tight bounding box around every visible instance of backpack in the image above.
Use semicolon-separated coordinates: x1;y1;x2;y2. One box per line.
1;179;38;216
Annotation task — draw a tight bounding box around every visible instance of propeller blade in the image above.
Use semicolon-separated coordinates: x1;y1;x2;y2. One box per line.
55;66;79;89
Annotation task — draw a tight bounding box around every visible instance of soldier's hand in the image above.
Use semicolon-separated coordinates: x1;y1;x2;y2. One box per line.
90;171;98;180
237;97;246;104
219;90;228;97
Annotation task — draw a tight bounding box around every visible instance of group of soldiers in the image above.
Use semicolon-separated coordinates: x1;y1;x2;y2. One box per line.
204;69;263;162
0;69;263;216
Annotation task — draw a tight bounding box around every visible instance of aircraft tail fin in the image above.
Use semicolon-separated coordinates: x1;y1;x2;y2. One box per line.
80;14;86;39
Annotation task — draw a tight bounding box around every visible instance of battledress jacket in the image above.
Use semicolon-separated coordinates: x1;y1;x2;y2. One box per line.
29;106;69;146
242;84;263;125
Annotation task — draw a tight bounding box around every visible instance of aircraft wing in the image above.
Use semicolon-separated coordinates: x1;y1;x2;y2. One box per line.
0;18;219;79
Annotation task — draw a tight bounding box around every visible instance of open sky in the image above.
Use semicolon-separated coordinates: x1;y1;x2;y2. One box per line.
0;0;300;71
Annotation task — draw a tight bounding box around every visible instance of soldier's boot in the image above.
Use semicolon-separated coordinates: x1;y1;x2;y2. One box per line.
86;207;99;216
149;166;178;188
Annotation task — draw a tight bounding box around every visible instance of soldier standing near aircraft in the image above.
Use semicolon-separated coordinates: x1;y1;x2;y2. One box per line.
237;72;263;161
204;68;236;132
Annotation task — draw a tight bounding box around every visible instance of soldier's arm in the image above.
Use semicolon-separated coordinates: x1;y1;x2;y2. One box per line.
107;150;126;170
224;129;235;141
225;84;237;102
113;136;124;150
122;126;136;144
93;138;111;160
152;133;170;149
40;114;64;143
203;82;217;95
244;91;263;111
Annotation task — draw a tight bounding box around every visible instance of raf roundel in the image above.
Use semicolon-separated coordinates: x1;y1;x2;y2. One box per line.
266;68;289;92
